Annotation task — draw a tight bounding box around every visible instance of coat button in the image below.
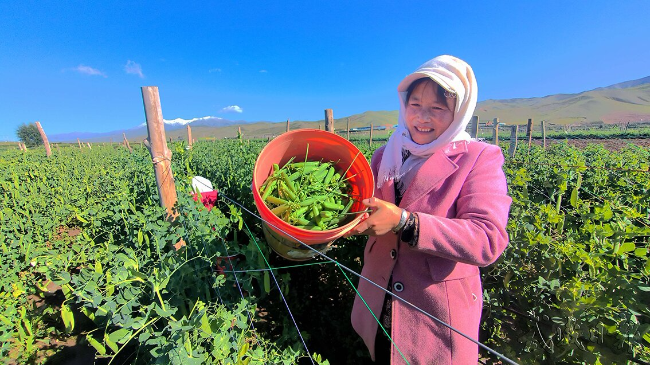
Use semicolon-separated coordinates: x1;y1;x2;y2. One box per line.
390;249;397;259
393;282;404;292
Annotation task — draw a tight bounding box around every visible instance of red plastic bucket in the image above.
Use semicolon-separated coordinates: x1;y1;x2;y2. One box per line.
252;129;374;260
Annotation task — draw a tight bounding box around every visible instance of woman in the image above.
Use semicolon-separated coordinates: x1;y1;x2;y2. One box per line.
347;55;511;364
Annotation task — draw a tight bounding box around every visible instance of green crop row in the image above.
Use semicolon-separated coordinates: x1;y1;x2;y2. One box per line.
1;137;648;364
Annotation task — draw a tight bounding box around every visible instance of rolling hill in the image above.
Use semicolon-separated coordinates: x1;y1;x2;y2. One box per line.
51;76;650;142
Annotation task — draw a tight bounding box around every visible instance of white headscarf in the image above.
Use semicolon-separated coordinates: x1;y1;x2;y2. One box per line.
376;55;478;189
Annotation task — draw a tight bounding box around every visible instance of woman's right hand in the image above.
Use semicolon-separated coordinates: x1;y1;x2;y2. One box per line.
345;197;403;237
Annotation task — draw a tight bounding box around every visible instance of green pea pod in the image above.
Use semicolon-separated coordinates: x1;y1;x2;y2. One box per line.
294;217;310;226
271;204;289;216
266;195;288;206
290;161;319;169
324;167;335;184
280;182;298;201
288;171;301;181
291;206;310;219
261;180;278;201
281;171;297;194
322;201;344;211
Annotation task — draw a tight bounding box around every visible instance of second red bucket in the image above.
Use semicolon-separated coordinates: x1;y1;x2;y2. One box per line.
252;129;375;260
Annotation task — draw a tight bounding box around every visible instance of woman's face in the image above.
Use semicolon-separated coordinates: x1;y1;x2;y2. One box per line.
404;80;454;145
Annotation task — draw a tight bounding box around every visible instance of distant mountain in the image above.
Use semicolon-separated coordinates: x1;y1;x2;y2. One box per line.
51;75;650;142
474;76;650;126
594;76;650;90
49;116;244;142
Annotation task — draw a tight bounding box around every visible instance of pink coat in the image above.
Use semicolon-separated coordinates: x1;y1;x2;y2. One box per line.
351;140;511;364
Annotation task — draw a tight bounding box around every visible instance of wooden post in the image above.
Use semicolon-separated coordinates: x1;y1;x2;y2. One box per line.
87;142;92;149
77;138;83;149
18;142;24;151
469;116;479;139
508;125;518;158
492;118;499;146
286;119;290;133
238;126;242;139
123;133;132;153
346;118;350;140
141;86;183;251
324;109;334;133
187;125;193;149
541;120;547;149
369;123;374;147
34;121;52;157
526;118;534;151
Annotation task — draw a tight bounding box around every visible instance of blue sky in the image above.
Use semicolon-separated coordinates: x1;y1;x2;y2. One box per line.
1;1;649;141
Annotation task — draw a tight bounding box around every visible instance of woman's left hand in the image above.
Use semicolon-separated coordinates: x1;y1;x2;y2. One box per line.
345;197;403;237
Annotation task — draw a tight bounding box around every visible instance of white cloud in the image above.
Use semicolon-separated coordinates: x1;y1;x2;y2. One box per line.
259;69;268;73
73;64;107;77
220;105;243;113
209;68;222;73
124;60;144;78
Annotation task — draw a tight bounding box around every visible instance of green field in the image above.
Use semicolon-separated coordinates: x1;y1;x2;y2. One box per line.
1;137;648;364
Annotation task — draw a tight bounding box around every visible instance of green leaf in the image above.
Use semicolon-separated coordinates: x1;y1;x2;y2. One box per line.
200;314;212;335
570;187;578;207
104;332;119;353
108;328;131;344
0;314;13;327
263;271;271;294
238;342;249;360
138;230;143;245
61;304;75;333
87;335;106;355
617;242;636;254
95;261;103;275
635;248;647;257
76;214;89;224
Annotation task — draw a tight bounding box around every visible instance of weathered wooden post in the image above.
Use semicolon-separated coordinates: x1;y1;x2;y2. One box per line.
34;121;52;157
87;142;92;149
141;86;184;249
541;120;547;149
369;123;374;147
469;115;479;139
286;119;290;133
346;118;350;140
18;142;24;151
77;138;82;149
325;109;334;133
508;125;518;158
238;126;242;139
526;118;534;152
492;118;499;146
123;133;132;153
187;125;193;148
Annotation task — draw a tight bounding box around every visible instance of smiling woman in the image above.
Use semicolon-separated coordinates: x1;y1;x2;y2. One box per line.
347;55;512;364
403;78;455;145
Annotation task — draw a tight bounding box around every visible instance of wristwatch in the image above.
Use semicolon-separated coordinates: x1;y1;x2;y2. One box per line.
392;209;409;233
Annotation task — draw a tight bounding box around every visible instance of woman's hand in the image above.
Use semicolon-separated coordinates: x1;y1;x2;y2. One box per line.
345;197;403;236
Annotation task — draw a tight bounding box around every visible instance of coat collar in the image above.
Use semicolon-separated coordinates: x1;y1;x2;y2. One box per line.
390;140;469;209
